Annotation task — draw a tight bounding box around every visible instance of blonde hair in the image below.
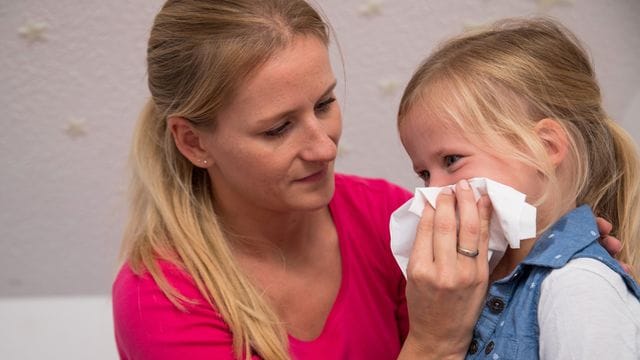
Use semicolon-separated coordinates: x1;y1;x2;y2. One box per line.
121;1;329;359
398;18;640;278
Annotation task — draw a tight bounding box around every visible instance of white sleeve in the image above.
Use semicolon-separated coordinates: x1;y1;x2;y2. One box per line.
538;258;640;360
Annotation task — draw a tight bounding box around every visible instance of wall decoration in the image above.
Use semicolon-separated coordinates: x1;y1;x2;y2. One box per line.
64;118;88;139
337;143;351;158
378;79;400;96
537;0;574;11
462;19;494;32
18;20;48;43
358;0;383;17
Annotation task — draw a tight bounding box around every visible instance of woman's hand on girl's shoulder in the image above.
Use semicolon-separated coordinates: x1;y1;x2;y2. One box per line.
595;217;632;273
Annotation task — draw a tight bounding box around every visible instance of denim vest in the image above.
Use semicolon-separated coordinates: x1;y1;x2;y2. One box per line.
465;205;640;359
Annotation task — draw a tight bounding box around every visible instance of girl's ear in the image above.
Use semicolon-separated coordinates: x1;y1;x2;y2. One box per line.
167;117;212;168
534;118;569;168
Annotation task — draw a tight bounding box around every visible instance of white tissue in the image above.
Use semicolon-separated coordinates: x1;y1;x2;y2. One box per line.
390;177;536;276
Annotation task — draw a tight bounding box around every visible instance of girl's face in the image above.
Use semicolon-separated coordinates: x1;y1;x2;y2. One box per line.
200;35;342;216
399;100;543;204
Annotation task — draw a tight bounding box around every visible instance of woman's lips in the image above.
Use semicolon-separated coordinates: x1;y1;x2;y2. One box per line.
295;168;327;182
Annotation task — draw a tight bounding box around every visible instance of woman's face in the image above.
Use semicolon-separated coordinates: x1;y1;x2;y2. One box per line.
399;100;543;204
201;35;341;216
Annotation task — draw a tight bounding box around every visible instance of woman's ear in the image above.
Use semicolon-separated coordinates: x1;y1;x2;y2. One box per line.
167;117;212;168
534;118;569;168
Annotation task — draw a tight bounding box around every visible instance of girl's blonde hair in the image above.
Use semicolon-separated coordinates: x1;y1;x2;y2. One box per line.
121;1;329;359
398;18;639;278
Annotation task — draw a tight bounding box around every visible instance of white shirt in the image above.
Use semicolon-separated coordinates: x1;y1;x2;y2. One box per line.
538;257;640;359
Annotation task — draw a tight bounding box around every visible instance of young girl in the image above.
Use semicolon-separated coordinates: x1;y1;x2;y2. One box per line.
397;18;640;359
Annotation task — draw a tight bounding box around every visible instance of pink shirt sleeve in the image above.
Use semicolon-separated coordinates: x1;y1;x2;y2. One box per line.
112;262;258;360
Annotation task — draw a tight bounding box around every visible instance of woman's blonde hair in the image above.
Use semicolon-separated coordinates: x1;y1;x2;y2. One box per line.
398;18;639;278
121;1;329;359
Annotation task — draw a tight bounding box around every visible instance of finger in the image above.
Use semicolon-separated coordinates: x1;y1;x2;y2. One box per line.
476;195;492;266
410;202;436;268
599;235;622;256
595;217;613;236
432;187;458;266
454;179;480;260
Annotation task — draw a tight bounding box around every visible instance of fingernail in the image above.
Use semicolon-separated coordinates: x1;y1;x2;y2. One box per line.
440;187;453;195
458;179;470;190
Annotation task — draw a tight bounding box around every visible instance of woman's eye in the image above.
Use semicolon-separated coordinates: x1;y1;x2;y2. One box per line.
264;121;291;137
444;155;462;167
315;97;336;114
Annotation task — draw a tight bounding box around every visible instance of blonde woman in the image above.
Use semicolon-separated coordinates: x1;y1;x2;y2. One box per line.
398;18;639;359
112;1;495;359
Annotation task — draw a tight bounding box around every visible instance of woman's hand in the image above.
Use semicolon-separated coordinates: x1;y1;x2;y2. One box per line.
398;180;492;359
595;217;631;273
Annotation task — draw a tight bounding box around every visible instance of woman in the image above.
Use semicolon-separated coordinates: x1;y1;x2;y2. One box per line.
112;1;620;359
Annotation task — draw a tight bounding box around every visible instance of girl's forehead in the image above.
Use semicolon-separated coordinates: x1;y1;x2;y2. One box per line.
401;94;462;132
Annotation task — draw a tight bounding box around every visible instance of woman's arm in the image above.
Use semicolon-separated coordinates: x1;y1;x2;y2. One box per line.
398;181;492;359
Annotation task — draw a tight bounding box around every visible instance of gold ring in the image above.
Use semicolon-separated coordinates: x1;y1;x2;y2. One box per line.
457;246;479;257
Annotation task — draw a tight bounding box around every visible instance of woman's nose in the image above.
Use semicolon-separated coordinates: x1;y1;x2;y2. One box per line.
299;119;338;162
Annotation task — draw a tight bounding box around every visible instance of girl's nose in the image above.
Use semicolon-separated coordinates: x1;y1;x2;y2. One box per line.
427;172;453;188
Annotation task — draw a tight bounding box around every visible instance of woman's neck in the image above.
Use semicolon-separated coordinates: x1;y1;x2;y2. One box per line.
219;205;333;262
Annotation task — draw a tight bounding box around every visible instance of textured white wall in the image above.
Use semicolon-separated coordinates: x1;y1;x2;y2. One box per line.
1;1;639;300
0;296;117;359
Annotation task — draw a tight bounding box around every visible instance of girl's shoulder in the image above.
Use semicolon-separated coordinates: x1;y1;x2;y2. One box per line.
540;257;640;316
538;257;640;359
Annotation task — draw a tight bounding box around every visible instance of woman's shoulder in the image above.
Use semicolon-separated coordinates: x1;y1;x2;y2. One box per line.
112;260;235;359
113;261;201;308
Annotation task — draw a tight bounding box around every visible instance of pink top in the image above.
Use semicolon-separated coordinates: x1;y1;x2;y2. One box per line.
112;173;412;359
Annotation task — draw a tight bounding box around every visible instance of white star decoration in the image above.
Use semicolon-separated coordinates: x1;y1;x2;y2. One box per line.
537;0;574;11
18;21;48;43
65;118;87;139
358;0;383;17
463;20;491;32
337;143;351;158
378;79;399;96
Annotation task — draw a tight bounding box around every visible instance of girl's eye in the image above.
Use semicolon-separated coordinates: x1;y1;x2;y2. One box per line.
264;121;291;137
315;97;336;114
444;155;462;167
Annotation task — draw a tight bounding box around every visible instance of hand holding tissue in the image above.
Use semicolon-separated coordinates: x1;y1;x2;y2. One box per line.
390;178;536;276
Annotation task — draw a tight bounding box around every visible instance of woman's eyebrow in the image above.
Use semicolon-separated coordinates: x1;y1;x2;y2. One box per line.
253;80;338;126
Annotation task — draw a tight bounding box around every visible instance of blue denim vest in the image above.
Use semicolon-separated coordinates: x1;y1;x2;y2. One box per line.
466;205;640;359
